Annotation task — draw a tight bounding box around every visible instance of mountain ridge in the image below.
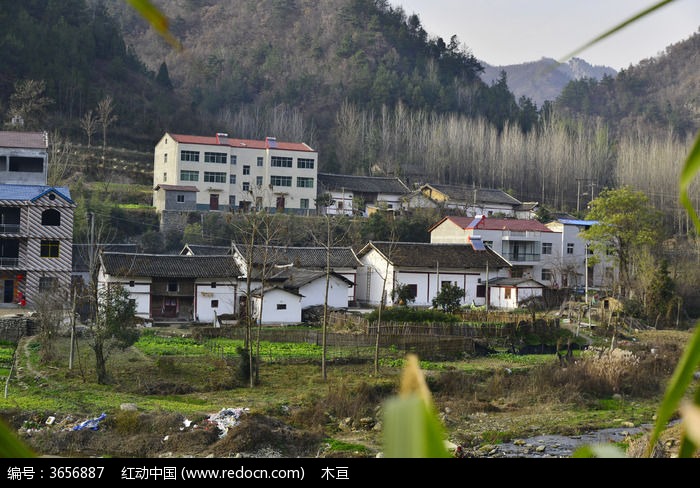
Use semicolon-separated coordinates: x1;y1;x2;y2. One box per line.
480;57;617;107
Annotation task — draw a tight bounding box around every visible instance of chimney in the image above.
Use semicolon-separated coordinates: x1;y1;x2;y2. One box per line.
265;136;277;149
216;132;228;144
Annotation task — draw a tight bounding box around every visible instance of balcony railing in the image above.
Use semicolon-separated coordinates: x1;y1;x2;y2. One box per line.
501;252;541;262
0;224;20;233
0;257;20;267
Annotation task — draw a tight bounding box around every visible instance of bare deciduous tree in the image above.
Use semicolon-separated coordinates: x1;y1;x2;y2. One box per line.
80;110;98;148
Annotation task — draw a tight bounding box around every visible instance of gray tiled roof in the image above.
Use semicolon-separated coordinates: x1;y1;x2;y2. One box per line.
100;253;240;278
73;244;140;272
0;130;47;149
317;173;410;194
233;244;360;268
359;241;511;269
425;184;522;205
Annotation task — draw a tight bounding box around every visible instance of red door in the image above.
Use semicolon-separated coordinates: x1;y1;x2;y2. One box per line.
210;194;219;210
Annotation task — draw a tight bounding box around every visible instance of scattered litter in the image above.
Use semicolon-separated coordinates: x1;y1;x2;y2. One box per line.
45;416;55;425
72;413;107;431
207;408;249;438
183;419;192;428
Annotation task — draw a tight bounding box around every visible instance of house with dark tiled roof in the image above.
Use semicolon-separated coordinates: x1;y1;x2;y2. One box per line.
429;215;562;288
231;243;362;303
355;241;511;309
403;183;537;219
316;173;410;217
250;268;354;324
97;252;240;323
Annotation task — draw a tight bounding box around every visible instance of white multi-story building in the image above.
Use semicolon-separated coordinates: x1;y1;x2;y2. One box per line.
153;132;318;215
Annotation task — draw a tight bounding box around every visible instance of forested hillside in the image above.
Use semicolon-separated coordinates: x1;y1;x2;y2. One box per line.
555;29;700;139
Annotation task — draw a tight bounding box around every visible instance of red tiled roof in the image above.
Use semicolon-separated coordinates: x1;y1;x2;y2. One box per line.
429;215;554;233
168;133;315;152
0;130;47;149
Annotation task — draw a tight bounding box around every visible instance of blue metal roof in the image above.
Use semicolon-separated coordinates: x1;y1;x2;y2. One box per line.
0;184;73;203
558;218;598;226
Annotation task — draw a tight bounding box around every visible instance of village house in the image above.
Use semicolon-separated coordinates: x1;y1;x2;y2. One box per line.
0;131;76;308
403;183;537;219
316;172;410;216
231;243;362;304
152;132;319;230
429;215;562;287
97;252;240;324
355;240;512;309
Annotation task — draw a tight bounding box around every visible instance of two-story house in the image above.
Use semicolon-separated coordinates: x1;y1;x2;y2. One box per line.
429;215;560;287
153;132;319;218
316;173;410;216
0;131;75;308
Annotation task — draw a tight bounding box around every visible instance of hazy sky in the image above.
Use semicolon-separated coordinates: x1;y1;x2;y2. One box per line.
389;0;700;70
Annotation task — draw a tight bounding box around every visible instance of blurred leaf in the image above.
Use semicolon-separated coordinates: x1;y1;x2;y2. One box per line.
383;354;451;458
125;0;183;51
558;0;676;63
0;420;35;458
647;325;700;457
679;132;700;234
572;444;627;458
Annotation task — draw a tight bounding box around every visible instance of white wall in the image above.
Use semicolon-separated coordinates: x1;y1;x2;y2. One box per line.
254;288;302;325
194;280;237;322
298;275;350;309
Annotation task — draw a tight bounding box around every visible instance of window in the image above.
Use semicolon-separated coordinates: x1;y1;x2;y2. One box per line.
164;153;168;163
567;243;574;255
297;177;314;188
505;288;512;299
300;198;309;209
176;194;185;203
230;174;236;184
297;158;314;169
243;165;250;175
181;150;199;162
180;170;199;181
40;240;59;258
167;282;178;292
41;209;60;226
276;303;287;310
542;242;552;255
270;175;292;187
476;285;486;298
242;182;250;191
204;152;227;163
256;176;263;187
229;195;236;206
271;156;292;168
211;300;219;308
39;277;58;291
163;172;167;182
441;280;451;289
230;155;237;165
211;282;217;288
203;172;226;183
129;281;135;287
257;157;263;167
541;269;553;281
